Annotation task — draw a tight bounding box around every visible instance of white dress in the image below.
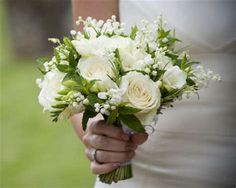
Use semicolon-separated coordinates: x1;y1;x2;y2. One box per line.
95;1;236;188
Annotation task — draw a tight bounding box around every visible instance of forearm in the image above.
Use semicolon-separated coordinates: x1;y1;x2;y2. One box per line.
70;0;119;140
71;113;103;141
71;0;119;31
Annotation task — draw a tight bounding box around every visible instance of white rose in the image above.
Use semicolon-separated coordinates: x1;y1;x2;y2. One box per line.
38;69;65;111
72;36;146;71
77;55;115;91
163;66;187;90
120;72;161;125
111;37;147;71
72;36;109;57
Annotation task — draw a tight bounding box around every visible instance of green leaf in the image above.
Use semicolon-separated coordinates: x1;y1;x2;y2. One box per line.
63;37;72;47
186;78;195;86
68;51;77;68
130;25;138;40
107;109;118;125
37;67;47;75
62;80;79;88
87;94;102;106
36;57;50;64
51;103;68;109
57;88;70;95
54;48;60;62
118;114;145;133
118;106;141;114
82;109;97;131
56;64;74;73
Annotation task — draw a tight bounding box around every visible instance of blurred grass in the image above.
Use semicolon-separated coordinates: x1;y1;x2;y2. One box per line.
0;1;95;188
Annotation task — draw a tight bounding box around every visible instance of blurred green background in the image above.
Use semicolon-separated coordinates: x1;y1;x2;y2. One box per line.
0;1;95;187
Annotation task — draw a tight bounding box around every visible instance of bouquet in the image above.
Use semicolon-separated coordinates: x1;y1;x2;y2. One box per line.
36;15;220;184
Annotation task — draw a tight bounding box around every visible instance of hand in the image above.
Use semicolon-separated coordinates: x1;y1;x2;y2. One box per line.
82;119;148;175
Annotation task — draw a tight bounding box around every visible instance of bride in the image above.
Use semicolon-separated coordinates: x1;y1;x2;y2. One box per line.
71;0;235;187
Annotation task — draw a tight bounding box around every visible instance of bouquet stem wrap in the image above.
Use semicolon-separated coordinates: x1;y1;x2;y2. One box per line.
98;123;133;184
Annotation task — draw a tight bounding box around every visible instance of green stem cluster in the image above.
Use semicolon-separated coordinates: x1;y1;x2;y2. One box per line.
99;164;133;184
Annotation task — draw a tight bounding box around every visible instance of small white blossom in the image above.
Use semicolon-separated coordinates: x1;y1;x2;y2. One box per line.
144;68;151;73
83;98;89;105
100;108;106;114
103;104;110;109
98;92;108;99
94;103;100;108
70;30;77;36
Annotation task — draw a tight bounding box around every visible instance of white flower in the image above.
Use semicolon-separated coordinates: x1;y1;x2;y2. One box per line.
117;38;147;71
38;69;65;111
156;54;173;70
72;36;147;71
120;71;161;125
59;104;84;120
77;56;115;91
98;92;107;99
163;66;187;90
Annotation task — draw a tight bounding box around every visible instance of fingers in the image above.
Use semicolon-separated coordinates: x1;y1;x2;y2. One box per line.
90;161;120;174
85;148;135;163
131;133;148;145
89;120;130;141
83;134;136;152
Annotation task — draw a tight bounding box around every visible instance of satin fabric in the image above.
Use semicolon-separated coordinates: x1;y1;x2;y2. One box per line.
95;1;236;187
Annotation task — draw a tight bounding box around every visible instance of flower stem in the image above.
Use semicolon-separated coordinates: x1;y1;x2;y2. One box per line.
98;164;133;184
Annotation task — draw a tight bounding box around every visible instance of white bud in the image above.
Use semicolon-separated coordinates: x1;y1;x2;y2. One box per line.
48;38;60;44
95;108;100;113
153;64;158;69
94;103;100;108
36;78;42;88
103;104;110;109
111;106;116;110
162;38;168;43
152;70;157;76
83;98;89;105
100;108;106;114
72;102;77;107
98;92;107;99
144;68;151;73
70;30;77;36
78;94;83;100
111;15;116;20
104;110;110;116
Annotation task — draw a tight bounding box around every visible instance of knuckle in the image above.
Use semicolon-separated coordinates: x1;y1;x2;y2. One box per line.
90;163;98;174
94;135;104;146
82;134;89;144
84;148;91;160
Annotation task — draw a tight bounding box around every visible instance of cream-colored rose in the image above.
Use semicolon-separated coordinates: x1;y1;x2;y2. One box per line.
163;66;187;90
120;72;161;125
38;69;65;111
77;56;115;91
